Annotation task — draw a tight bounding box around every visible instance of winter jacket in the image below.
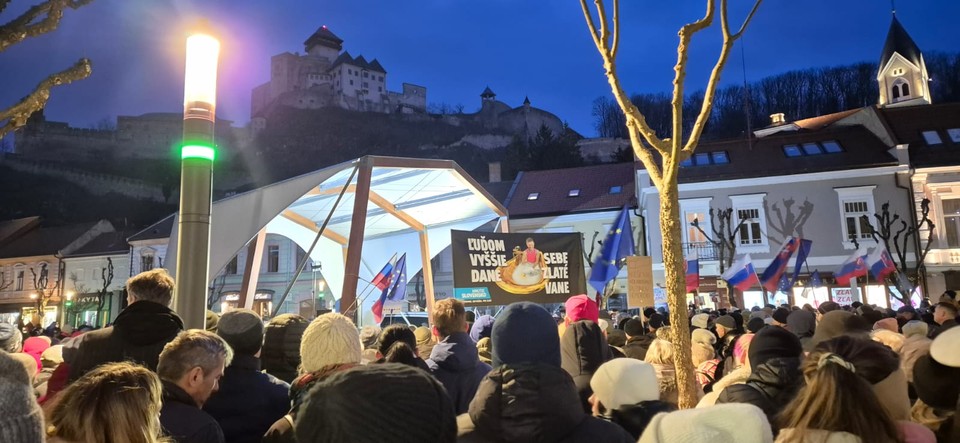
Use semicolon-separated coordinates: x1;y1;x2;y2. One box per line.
260;315;308;384
786;310;816;352
262;363;357;443
456;363;634;443
203;354;289;443
427;331;491;414
900;334;932;383
929;319;958;339
602;401;677;440
775;422;935;443
717;357;803;430
160;380;225;443
561;320;612;412
697;364;751;408
65;301;183;381
622;333;655;360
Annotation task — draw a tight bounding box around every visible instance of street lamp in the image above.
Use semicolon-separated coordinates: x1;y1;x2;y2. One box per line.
174;31;220;329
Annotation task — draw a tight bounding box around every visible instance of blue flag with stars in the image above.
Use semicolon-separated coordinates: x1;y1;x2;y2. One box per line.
587;206;635;295
386;253;407;301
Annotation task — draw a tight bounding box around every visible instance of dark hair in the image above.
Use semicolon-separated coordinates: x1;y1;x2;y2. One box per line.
525;237;534;243
944;290;957;300
936;302;958;316
377;324;417;356
383;341;419;367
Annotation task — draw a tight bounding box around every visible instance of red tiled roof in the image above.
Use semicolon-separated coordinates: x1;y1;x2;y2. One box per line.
507;162;635;217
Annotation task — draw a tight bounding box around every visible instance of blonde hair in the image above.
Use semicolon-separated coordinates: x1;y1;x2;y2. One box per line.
46;362;171;443
691;342;715;367
871;329;905;353
127;268;176;306
910;399;953;432
431;298;466;337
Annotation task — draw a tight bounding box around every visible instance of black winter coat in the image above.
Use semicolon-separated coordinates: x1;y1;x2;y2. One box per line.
560;321;612;412
260;316;308;384
716;357;803;430
203;354;290;443
160;381;225;443
427;332;491;414
261;363;357;443
623;333;655;360
603;401;677;440
456;363;634;443
66;301;183;381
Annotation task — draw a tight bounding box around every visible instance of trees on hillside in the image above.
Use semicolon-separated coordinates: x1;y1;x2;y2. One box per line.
579;0;763;408
501;124;584;180
0;0;93;138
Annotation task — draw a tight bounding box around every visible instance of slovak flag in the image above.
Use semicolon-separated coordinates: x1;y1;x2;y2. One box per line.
835;248;868;285
685;252;700;293
722;254;761;291
371;255;398;324
868;245;897;281
761;237;800;292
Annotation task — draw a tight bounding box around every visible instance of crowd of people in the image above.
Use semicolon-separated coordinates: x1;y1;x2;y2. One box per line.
0;268;958;443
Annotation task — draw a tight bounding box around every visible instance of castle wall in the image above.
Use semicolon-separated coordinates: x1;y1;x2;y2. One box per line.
0;155;167;202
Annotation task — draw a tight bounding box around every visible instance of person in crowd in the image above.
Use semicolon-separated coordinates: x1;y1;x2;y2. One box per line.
815;301;841;321
156;330;233;443
639;403;774;443
747;316;766;333
771;308;790;328
785;310;815;352
465;310;476;333
938;290;957;306
456;302;634;443
295;363;456;443
691;328;719;391
470;315;494;343
561;318;613;412
910;353;960;443
930;302;958;339
34;345;62;399
590;358;677;439
645;327;681;404
375;323;429;370
426;298;490;414
413;326;435;361
45;362;168;443
714;314;742;376
260;314;309;384
263;312;362;443
359;325;381;364
559;294;600;337
623;315;660;360
66;269;184;381
476;335;492;365
203;309;289;443
21;336;50;373
0;321;24;353
205;310;220;333
777;336;935;443
0;350;45;443
875;317;899;333
717;325;804;430
872;328;906;353
898;305;919;325
605;325;627;356
810;309;870;348
730;311;746;335
691;312;711;330
10;352;38;383
900;320;932;385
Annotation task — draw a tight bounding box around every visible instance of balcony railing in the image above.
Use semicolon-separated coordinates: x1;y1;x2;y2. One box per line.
681;242;719;261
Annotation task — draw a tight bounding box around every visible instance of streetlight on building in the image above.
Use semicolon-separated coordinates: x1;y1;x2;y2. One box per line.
174;30;220;329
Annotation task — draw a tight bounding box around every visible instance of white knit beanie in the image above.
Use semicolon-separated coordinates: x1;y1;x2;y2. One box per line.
300;313;363;373
590;359;659;410
0;351;45;443
691;328;716;346
930;326;960;367
900;320;928;339
638;403;773;443
691;314;710;329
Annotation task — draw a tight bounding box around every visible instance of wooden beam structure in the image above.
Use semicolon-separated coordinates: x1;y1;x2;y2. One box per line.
340;160;373;323
280;210;349;246
367;190;425;232
419;229;436;326
238;229;266;310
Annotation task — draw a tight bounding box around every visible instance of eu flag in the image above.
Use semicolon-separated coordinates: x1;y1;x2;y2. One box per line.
386;253;407;301
588;206;635;294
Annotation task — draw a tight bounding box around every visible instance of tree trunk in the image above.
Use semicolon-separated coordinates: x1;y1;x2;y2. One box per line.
660;179;698;409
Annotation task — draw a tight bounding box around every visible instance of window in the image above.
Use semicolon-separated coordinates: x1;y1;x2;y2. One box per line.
609;186;623;194
835;186;877;248
892;67;905;76
567;189;580;197
267;245;280;273
711;151;730;164
923;131;943;145
892;78;910;100
680;198;713;247
731;193;769;253
141;254;154;272
682;151;730;166
694;153;710;165
943;199;960;248
821;140;843;153
363;72;368;78
526;192;539;201
226;257;238;275
802;143;822;155
783;144;802;157
15;271;23;291
680;157;694;167
349;80;354;86
948;129;960;143
363;82;369;88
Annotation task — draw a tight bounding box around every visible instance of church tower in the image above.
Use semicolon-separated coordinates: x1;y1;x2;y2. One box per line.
877;14;931;107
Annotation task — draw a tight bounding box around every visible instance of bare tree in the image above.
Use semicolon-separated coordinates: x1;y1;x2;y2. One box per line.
0;267;13;291
30;262;63;312
690;207;748;306
0;0;94;138
94;258;114;326
579;0;763;408
859;199;935;306
765;198;814;244
207;271;227;310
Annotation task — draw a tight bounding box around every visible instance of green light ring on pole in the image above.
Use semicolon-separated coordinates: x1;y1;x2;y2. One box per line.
181;144;216;161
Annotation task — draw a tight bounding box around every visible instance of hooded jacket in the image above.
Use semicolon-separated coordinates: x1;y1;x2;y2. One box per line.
427;331;491;414
786;310;816;352
603;401;677;440
66;301;183;381
470;315;495;342
560;320;612;412
456;364;634;443
717;357;803;429
623;332;656;361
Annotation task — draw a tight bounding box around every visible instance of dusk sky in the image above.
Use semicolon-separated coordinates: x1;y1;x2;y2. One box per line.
2;0;959;137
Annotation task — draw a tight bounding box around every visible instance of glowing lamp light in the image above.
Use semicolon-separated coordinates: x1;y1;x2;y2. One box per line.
65;291;75;300
29;293;38;300
183;33;220;121
181;144;216;161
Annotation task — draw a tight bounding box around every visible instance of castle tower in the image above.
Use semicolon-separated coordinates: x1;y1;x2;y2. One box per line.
480;86;496;103
877;14;930;107
304;25;343;60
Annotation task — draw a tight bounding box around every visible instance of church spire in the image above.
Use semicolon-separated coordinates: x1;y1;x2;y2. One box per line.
876;14;930;107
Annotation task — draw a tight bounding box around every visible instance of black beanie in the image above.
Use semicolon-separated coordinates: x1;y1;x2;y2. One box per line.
912;354;960;410
747;317;765;333
643;308;657;319
818;301;841;314
772;308;790;324
748;324;802;367
647;313;667;329
217;309;264;355
624;319;645;336
492;302;561;367
295;363;456;443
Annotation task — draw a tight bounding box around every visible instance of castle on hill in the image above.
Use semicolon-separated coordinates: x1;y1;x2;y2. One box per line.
249;26;427;126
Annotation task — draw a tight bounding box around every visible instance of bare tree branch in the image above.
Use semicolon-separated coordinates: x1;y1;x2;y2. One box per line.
0;0;93;52
0;58;91;138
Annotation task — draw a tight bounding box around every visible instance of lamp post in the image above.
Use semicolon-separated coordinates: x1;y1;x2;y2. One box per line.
174;32;220;329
